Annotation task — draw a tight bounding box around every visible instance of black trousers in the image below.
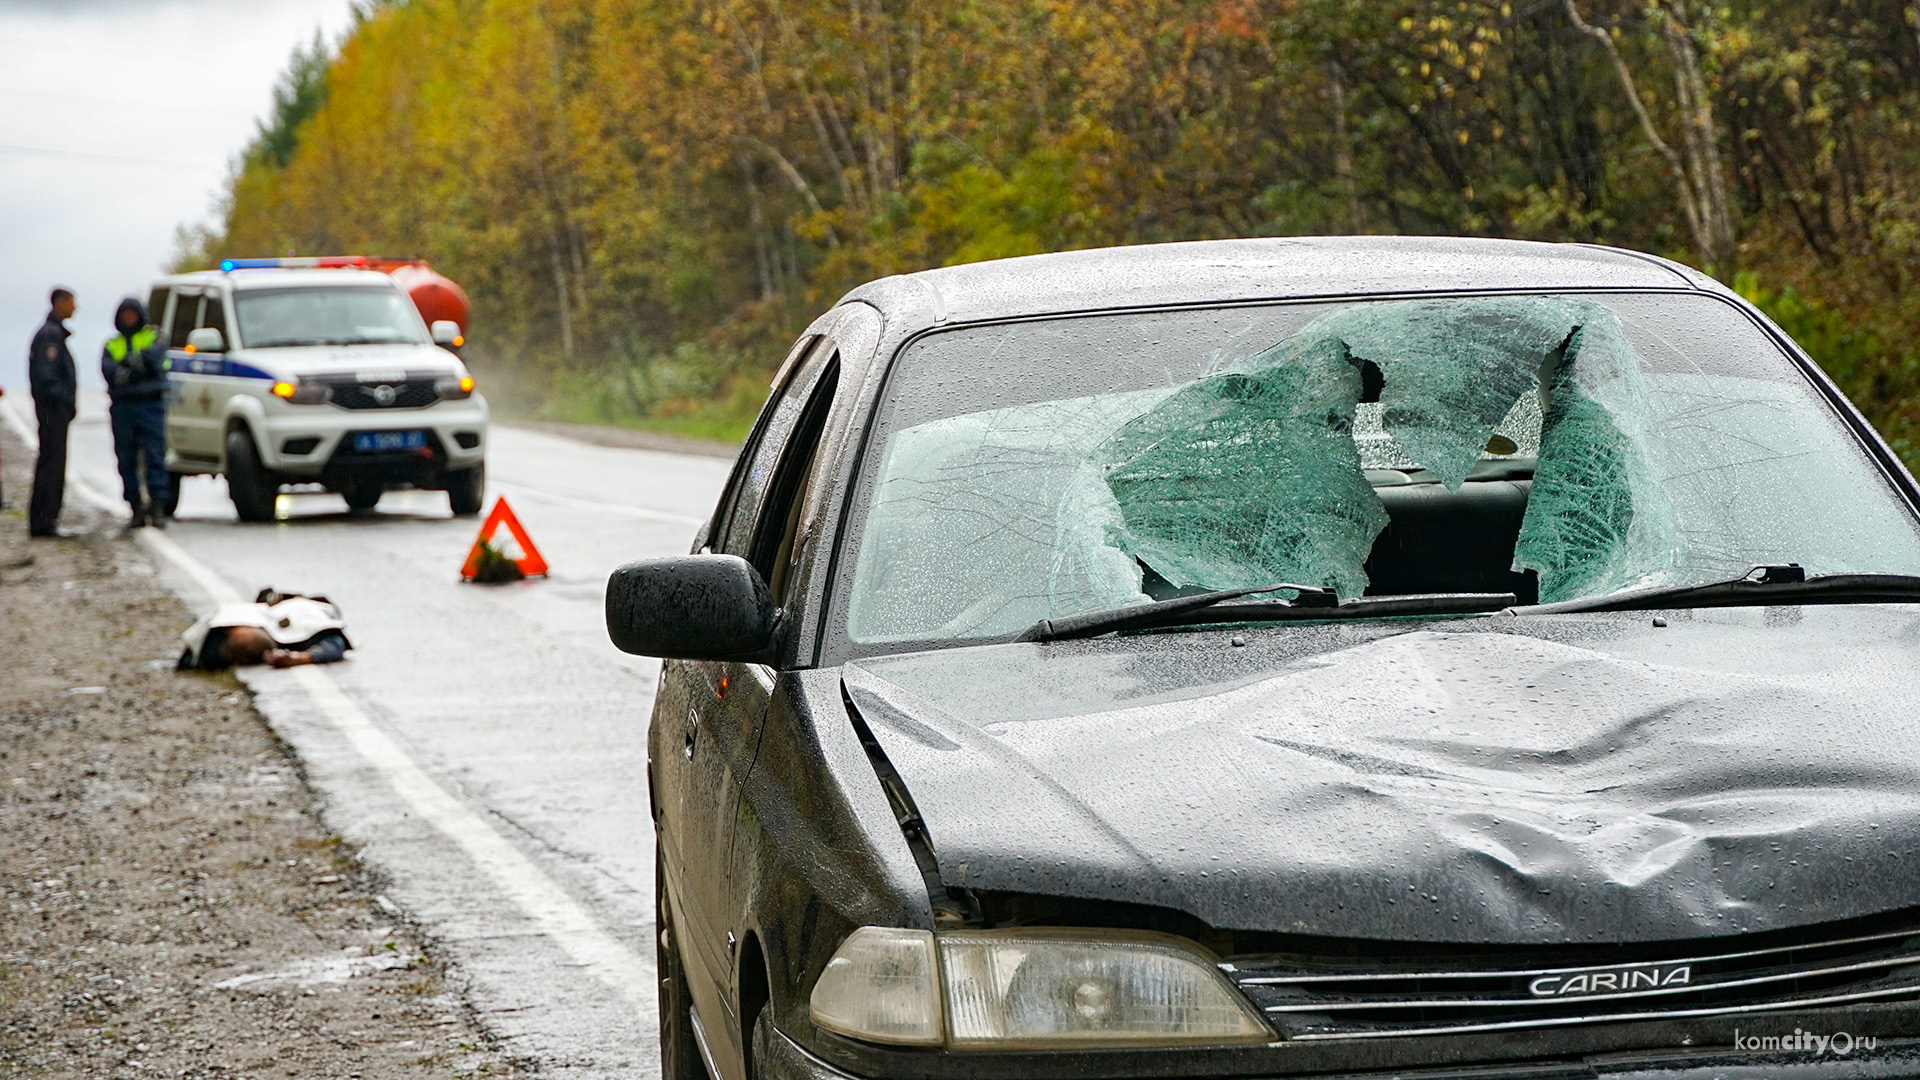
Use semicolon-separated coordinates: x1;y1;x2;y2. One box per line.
30;402;71;535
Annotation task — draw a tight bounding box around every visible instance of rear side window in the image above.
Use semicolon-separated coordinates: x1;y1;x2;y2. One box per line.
753;358;841;605
168;293;201;347
710;336;821;549
714;349;837;564
147;287;171;328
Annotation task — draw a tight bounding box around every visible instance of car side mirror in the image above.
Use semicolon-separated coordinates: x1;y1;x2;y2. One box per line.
606;554;780;661
186;327;225;353
431;320;463;347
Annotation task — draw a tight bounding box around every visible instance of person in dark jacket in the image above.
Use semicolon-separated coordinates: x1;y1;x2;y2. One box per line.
28;287;78;537
101;296;171;528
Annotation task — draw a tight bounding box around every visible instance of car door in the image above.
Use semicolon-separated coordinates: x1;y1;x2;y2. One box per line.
658;333;843;1076
176;290;236;460
162;290;206;459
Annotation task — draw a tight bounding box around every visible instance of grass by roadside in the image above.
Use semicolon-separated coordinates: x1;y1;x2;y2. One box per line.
475;361;764;448
0;426;520;1079
498;419;739;460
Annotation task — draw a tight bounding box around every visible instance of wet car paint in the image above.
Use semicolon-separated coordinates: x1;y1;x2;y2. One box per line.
639;237;1920;1080
846;604;1920;944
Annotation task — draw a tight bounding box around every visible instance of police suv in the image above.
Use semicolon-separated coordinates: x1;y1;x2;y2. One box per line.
153;257;488;521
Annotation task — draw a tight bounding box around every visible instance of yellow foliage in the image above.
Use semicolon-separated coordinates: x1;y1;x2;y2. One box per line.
188;0;1920;455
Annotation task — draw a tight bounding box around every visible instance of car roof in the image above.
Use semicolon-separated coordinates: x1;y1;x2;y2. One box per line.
838;236;1715;328
157;268;402;291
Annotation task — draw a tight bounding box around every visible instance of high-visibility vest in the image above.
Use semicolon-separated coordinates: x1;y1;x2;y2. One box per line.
105;326;163;366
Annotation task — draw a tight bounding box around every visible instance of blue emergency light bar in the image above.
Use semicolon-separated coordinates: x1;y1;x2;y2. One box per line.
219;256;369;271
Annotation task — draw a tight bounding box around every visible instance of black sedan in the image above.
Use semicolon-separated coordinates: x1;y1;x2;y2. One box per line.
608;236;1920;1080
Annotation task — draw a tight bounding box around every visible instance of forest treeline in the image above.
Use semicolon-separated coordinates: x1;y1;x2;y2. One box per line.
185;0;1920;456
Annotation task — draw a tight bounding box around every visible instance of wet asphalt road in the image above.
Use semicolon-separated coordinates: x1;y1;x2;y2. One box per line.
61;393;733;1076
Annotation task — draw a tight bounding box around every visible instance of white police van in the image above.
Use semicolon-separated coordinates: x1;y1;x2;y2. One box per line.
153;257;488;522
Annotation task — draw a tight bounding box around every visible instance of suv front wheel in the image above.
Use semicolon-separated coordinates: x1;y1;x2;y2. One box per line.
446;464;485;517
341;480;383;512
224;428;278;523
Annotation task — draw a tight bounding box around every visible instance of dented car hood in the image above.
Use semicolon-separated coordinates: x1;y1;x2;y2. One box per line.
845;605;1920;944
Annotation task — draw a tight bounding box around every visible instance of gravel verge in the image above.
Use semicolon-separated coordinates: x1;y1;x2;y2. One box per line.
1;421;521;1078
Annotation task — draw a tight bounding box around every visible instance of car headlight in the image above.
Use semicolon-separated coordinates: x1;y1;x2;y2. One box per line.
270;379;332;405
809;928;1270;1050
434;374;475;400
809;927;943;1046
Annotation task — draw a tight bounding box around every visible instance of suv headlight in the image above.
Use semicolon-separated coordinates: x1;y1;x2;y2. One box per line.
809;927;1270;1050
270;379;332;405
434;374;475;400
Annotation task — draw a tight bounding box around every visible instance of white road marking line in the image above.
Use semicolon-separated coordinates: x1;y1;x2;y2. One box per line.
142;527;246;603
2;394;658;1017
288;666;658;1015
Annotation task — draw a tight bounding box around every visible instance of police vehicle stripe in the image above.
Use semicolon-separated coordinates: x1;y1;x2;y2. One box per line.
168;351;277;380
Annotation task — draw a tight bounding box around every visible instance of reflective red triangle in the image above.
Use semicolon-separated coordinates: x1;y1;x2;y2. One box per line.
460;496;549;578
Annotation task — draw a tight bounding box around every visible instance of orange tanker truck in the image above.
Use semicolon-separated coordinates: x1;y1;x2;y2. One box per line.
374;259;472;342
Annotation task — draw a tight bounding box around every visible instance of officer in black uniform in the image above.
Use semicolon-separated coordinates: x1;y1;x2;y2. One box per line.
28;287;78;538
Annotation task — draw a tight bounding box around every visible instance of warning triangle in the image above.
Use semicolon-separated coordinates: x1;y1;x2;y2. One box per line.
461;496;550;580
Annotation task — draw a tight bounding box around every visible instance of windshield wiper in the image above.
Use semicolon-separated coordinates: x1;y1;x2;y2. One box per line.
1018;582;1319;641
1017;584;1514;642
1522;564;1920;615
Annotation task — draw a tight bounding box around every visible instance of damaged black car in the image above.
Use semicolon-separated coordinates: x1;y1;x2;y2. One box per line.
607;236;1920;1080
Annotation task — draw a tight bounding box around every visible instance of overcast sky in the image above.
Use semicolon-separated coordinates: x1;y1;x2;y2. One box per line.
0;0;358;397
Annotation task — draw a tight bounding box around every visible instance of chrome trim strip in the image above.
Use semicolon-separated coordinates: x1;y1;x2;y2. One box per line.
689;1003;726;1080
1227;928;1920;985
1285;983;1920;1041
1262;954;1920;1011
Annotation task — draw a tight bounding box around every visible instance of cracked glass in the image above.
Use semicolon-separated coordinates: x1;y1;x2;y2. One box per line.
838;293;1920;646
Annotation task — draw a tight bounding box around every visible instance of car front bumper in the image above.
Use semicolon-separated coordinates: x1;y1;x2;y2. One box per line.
756;1020;1920;1080
254;395;488;478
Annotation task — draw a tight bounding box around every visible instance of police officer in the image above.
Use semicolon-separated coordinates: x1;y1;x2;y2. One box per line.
101;296;171;528
28;287;78;537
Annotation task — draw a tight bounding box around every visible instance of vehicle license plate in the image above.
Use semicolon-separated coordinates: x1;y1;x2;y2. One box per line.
354;430;427;452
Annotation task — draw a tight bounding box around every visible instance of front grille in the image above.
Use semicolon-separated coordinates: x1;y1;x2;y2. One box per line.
1224;925;1920;1040
327;378;438;410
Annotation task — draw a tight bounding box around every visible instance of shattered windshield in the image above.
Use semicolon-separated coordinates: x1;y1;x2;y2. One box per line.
837;293;1920;646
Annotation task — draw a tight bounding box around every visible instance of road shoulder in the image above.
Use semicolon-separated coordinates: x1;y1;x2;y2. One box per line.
1;423;521;1078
